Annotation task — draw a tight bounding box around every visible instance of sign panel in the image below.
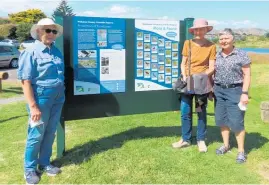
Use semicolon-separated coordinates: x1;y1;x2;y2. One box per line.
73;17;126;95
135;19;180;91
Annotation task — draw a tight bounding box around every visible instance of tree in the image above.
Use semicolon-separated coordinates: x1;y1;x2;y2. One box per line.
0;18;10;25
0;24;16;38
265;32;269;38
52;0;75;20
8;26;17;39
16;23;33;42
211;37;219;44
8;9;46;24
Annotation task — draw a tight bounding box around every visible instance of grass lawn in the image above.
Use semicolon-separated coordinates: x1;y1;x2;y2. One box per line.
0;63;269;184
235;36;269;48
0;80;23;99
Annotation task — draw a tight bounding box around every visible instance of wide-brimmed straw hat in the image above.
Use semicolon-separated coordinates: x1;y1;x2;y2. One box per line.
30;18;63;39
189;18;213;34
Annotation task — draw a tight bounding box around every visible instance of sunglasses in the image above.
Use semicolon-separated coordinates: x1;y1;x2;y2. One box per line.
44;29;58;34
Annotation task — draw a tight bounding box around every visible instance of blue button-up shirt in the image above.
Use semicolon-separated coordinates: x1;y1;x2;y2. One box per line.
17;40;64;87
214;47;251;85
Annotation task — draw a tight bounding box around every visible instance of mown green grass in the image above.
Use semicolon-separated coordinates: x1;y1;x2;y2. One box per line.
0;64;269;184
0;81;23;99
235;36;269;48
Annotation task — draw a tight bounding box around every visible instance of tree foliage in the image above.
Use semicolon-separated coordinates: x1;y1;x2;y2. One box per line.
265;32;269;38
52;0;75;20
8;26;17;39
16;23;33;42
8;9;46;24
211;37;219;44
0;24;16;38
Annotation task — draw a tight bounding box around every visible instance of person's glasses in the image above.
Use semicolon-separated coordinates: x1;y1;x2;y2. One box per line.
44;29;58;34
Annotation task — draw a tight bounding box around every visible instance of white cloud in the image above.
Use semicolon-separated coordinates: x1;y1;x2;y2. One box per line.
160;16;169;20
231;20;258;28
157;16;169;20
109;5;128;14
76;4;142;18
208;19;258;28
80;11;96;16
0;0;61;16
208;20;228;26
108;5;138;15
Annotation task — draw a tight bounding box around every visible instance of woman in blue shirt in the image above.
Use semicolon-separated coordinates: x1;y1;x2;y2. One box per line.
17;18;65;184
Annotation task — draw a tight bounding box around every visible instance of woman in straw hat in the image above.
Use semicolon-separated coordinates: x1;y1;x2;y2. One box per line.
17;18;65;184
172;18;216;152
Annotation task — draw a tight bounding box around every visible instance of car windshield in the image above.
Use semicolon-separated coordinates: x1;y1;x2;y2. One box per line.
1;39;9;43
24;40;35;43
0;46;13;52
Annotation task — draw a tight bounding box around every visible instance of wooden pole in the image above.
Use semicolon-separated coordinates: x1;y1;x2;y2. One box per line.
0;72;9;93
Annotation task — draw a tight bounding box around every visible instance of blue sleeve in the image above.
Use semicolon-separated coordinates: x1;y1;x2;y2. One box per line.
17;50;35;80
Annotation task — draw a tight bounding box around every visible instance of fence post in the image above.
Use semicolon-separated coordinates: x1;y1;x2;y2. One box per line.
0;72;9;93
184;18;194;40
55;16;65;158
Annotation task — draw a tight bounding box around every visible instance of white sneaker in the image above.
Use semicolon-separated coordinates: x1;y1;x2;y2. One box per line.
172;139;191;149
197;140;207;152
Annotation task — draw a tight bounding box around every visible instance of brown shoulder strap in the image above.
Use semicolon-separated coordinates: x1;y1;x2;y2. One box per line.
188;39;192;76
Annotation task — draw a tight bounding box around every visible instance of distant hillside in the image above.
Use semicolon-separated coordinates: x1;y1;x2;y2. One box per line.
210;28;269;36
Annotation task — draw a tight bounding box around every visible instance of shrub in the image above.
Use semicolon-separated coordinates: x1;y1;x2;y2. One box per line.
0;24;16;38
16;23;33;42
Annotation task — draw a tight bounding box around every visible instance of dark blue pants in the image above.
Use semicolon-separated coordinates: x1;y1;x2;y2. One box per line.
180;94;207;142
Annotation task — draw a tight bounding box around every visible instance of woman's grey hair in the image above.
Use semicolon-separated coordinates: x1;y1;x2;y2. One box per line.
218;28;235;40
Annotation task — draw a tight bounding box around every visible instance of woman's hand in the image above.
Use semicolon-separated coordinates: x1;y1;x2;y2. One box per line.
21;80;41;122
240;94;249;105
30;104;41;122
183;75;187;82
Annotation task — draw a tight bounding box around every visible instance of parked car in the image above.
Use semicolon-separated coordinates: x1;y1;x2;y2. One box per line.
20;40;35;49
0;43;20;68
0;39;20;48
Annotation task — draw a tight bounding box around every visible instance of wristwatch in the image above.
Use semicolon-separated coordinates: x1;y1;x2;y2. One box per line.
242;91;248;95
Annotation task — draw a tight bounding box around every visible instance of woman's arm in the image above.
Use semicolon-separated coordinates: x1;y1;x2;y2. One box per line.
181;56;187;81
242;64;251;92
21;80;36;107
21;80;41;122
240;64;251;104
206;44;216;76
205;59;215;76
17;50;41;122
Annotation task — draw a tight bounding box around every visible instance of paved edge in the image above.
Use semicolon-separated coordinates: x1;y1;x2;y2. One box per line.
0;96;25;105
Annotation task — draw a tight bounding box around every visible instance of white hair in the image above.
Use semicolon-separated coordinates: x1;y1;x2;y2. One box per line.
219;28;235;40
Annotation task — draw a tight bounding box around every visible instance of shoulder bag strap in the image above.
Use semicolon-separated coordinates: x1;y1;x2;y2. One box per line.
188;39;192;76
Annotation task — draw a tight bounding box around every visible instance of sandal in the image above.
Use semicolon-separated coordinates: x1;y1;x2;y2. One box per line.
236;152;247;164
216;145;230;155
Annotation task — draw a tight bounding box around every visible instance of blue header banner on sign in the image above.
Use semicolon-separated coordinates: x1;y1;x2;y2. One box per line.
73;16;126;95
135;19;180;91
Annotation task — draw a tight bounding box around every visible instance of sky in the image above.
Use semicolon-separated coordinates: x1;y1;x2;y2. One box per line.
1;0;269;30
